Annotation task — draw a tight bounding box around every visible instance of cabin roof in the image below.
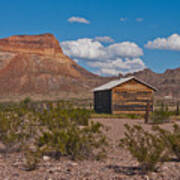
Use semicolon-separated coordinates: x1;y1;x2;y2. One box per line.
93;76;158;92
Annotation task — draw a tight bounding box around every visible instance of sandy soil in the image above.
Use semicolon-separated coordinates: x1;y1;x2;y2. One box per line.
0;118;180;180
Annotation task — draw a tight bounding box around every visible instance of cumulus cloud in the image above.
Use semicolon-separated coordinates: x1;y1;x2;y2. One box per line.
120;17;127;22
136;18;144;22
67;16;90;24
73;59;79;63
62;38;106;60
94;36;114;43
62;38;143;60
87;58;146;75
61;38;145;75
145;34;180;51
107;42;143;58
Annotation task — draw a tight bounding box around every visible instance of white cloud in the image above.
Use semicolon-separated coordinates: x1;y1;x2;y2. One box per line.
145;34;180;51
94;36;114;43
67;16;90;24
61;38;145;76
136;18;144;22
73;59;79;63
62;38;106;60
62;38;143;60
107;42;143;58
120;17;127;22
87;58;146;75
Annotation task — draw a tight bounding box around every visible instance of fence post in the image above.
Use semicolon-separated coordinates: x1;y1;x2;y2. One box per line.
144;101;150;124
89;103;92;110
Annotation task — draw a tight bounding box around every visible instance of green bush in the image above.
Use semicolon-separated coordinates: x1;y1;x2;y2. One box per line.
22;97;32;105
153;124;180;160
150;103;171;124
0;106;38;152
176;102;180;116
0;101;107;170
37;103;107;160
23;148;41;171
120;124;168;173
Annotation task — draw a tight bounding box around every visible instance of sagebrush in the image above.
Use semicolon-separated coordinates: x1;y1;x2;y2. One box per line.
153;124;180;160
120;124;168;173
150;103;171;124
0;100;107;170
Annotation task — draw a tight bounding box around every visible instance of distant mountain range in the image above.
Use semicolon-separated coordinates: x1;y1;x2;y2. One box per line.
0;33;179;99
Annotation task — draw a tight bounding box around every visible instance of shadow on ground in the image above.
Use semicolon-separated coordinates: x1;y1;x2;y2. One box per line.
106;164;144;176
168;158;180;162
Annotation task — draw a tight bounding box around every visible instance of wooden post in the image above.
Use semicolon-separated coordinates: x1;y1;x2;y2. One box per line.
90;103;92;110
144;101;150;124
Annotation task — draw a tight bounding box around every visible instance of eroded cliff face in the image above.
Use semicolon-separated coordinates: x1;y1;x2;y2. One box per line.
0;33;63;57
0;33;106;96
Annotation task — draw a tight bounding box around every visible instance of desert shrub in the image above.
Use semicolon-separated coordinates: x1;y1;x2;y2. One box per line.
176;102;180;116
37;103;107;160
23;147;41;171
37;101;91;126
22;97;32;105
69;108;91;126
153;124;180;160
0;101;107;170
150;103;171;124
120;124;168;173
0;106;39;152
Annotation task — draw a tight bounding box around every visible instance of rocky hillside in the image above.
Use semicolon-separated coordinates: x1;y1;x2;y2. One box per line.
0;33;107;98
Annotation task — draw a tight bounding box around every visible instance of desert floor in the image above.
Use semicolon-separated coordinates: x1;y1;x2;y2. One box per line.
0;118;180;180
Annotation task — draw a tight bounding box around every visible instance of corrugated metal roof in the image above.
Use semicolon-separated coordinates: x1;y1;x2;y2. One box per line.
93;76;157;92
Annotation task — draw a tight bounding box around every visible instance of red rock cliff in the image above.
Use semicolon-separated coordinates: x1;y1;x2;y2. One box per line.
0;33;63;57
0;33;105;96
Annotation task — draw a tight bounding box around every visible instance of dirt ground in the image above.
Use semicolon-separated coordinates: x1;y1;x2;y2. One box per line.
0;118;180;180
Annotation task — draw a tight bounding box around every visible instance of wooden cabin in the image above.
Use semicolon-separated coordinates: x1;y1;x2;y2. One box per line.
93;76;157;114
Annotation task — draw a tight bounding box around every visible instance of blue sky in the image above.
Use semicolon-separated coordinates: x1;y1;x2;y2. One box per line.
0;0;180;76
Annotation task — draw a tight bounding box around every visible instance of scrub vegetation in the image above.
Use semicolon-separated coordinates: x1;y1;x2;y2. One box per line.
0;99;107;170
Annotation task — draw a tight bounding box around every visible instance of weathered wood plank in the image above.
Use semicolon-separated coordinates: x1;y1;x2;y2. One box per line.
111;79;154;114
112;79;154;92
113;104;153;111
